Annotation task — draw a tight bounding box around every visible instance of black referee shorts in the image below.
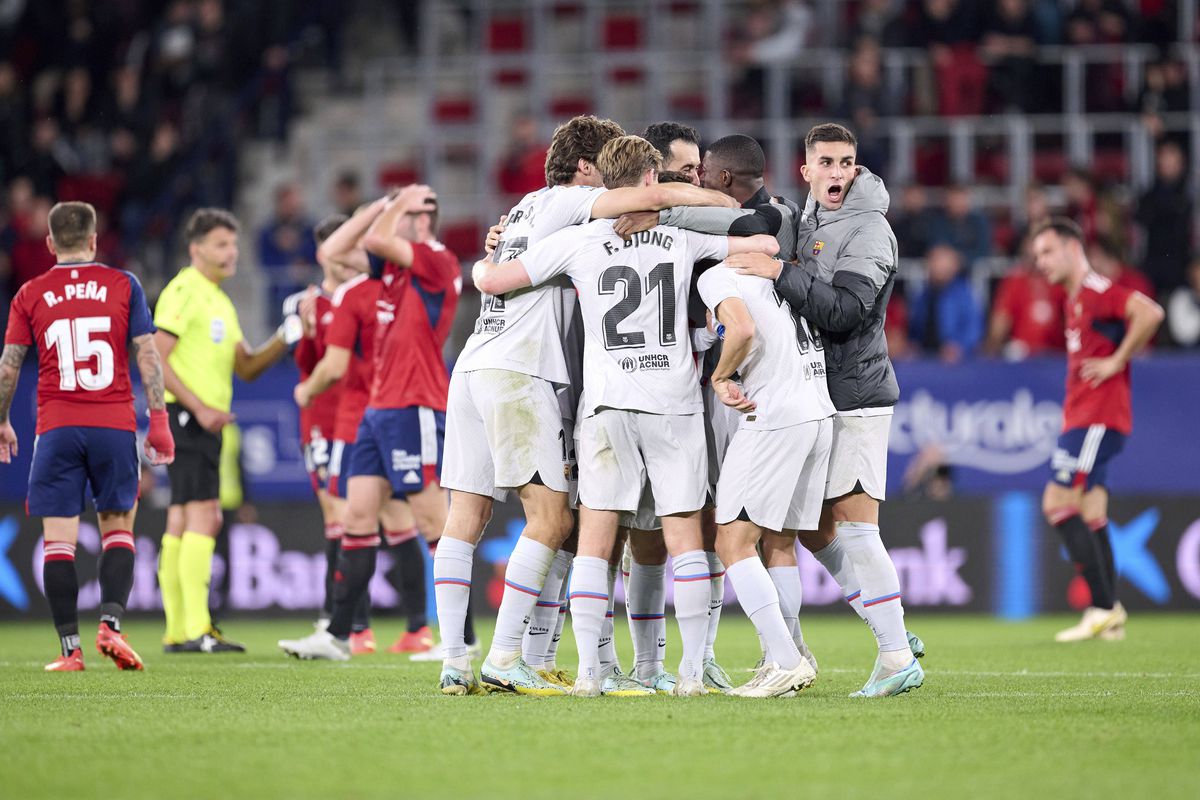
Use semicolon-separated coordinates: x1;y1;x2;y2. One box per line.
166;402;222;505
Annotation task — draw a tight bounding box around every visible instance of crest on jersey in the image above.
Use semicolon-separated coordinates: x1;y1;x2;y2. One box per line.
812;241;825;256
210;318;225;343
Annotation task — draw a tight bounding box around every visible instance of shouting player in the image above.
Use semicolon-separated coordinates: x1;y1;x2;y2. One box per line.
155;209;292;654
280;184;459;661
0;201;175;671
436;116;737;696
1031;217;1163;642
730;123;924;697
473;135;777;697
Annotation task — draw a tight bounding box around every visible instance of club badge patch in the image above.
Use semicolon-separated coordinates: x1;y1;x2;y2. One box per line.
812;241;825;256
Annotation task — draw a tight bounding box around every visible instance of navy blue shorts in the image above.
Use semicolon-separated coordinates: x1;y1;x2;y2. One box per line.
347;407;445;498
27;426;140;517
1050;425;1126;491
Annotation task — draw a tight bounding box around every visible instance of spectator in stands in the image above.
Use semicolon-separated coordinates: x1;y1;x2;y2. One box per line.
728;0;814;116
0;62;27;181
848;0;906;47
1063;168;1099;243
986;237;1066;359
839;38;895;174
9;195;55;292
1066;0;1130;112
980;0;1039;112
1136;57;1191;139
892;184;942;259
908;244;983;362
908;0;984;116
497;113;549;198
1087;237;1156;299
332;171;364;217
259;182;317;319
1008;182;1052;256
1166;257;1200;348
934;184;992;269
1136;138;1194;292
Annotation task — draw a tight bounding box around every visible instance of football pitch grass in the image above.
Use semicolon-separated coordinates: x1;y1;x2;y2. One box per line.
2;614;1198;800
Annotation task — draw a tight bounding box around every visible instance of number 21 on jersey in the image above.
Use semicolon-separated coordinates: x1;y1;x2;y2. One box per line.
45;316;114;391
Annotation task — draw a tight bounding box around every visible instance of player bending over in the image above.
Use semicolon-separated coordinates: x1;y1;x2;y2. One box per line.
474;135;777;696
0;201;175;671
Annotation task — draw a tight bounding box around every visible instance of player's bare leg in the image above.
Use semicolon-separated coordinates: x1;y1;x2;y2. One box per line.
719;521;815;697
42;516;85;671
478;482;572;695
760;530;816;674
93;508;144;669
660;510;712;696
1044;482;1124;641
700;508;732;691
627;528;671;690
568;506;621;695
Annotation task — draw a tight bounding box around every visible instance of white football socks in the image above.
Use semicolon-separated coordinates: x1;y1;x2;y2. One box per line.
727;557;801;670
811;534;868;620
672;550;711;683
767;565;807;652
568;556;610;680
704;551;725;662
488;538;555;664
545;571;569;670
523;548;571;669
433;537;475;666
626;557;666;679
837;521;909;670
597;563;619;676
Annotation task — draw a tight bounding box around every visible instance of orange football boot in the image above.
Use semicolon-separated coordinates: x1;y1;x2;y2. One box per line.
96;624;145;670
45;648;85;672
349;628;377;655
388;625;434;654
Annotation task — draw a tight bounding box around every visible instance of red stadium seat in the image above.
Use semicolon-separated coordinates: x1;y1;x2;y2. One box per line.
603;16;642;50
440;220;482;260
434;97;475;123
549;96;592;117
487;18;526;52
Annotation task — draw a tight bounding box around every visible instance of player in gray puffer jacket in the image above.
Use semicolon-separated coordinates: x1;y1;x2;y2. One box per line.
729;123;924;698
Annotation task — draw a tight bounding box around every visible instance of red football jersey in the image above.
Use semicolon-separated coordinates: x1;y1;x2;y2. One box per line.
288;289;341;444
325;274;380;442
369;241;461;411
992;269;1066;355
4;262;154;433
1063;272;1137;434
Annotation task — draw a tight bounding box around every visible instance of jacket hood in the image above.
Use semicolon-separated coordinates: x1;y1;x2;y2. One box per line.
804;165;891;224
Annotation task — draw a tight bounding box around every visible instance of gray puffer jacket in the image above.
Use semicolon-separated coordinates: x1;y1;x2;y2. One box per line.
775;166;900;411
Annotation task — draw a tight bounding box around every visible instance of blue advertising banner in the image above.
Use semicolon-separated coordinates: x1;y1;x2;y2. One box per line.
1;355;1198;502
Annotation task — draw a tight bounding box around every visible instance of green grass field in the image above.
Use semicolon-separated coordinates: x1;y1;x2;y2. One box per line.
2;614;1198;800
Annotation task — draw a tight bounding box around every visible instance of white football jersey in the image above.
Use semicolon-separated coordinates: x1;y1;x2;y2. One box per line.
523;220;728;417
454;184;605;384
696;268;835;430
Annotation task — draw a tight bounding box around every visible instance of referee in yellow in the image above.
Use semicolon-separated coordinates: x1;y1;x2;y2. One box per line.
154;208;296;652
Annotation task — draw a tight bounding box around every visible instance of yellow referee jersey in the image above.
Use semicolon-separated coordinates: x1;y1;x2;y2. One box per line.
154;266;244;413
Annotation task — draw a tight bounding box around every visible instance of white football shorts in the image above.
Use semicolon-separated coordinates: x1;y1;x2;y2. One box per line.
716;417;832;532
441;369;571;502
577;408;708;516
825;412;892;501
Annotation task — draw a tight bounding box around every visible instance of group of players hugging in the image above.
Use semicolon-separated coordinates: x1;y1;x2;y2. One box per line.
6;111;1155;695
277;116;926;699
